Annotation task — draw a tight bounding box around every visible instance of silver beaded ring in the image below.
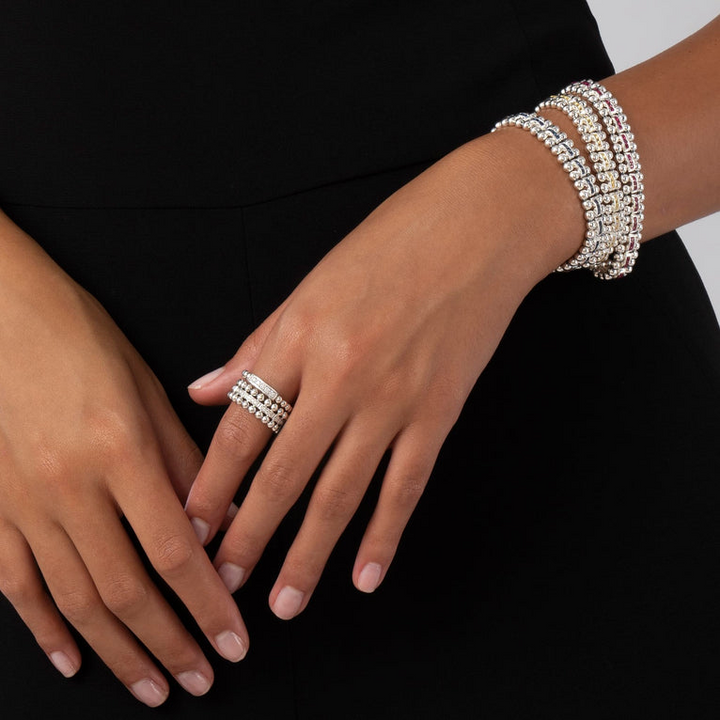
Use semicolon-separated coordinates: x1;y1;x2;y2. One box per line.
227;370;293;434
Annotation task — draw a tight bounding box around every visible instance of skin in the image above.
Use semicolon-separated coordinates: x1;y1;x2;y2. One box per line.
1;13;719;707
0;215;249;705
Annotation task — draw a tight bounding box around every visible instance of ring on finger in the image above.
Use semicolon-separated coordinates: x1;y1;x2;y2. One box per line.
227;371;293;434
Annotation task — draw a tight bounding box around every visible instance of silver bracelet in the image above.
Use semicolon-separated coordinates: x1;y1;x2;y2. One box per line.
537;92;626;276
563;80;644;279
493;80;643;280
491;112;607;268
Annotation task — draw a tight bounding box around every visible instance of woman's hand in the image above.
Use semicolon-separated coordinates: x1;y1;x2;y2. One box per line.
185;129;583;617
0;212;248;706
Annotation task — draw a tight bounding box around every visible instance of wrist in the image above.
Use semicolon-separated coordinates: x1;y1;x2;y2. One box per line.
456;122;587;287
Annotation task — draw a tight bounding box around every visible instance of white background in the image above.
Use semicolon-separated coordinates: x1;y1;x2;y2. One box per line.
586;0;719;312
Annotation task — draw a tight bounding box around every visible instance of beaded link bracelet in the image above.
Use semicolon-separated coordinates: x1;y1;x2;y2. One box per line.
563;80;644;278
491;112;607;270
536;93;625;275
494;79;643;279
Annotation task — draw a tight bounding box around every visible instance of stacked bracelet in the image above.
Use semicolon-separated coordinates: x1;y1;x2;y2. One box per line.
536;93;625;276
493;79;643;279
563;80;644;278
491;112;606;269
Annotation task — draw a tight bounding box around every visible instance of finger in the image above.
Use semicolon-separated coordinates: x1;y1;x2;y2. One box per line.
352;424;441;594
184;402;273;548
187;300;289;404
135;366;204;504
185;359;301;547
212;394;345;595
26;524;170;707
0;520;81;678
111;452;250;664
267;417;393;619
133;365;239;527
62;503;215;697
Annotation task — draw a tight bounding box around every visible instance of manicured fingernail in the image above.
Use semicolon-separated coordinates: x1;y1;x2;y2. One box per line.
49;650;77;678
188;366;225;389
218;562;246;593
129;678;168;707
191;517;210;545
176;670;212;696
357;562;383;593
214;630;247;662
226;502;239;520
272;586;304;620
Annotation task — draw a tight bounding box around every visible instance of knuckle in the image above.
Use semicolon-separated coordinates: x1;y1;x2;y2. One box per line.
273;307;310;347
283;553;324;581
0;571;36;606
162;645;204;674
89;409;138;457
216;413;255;461
29;410;153;494
322;335;367;383
255;460;298;504
312;485;356;523
110;646;147;679
55;589;97;625
151;534;195;577
100;574;148;617
387;474;427;510
32;446;73;494
225;532;266;564
87;405;159;469
185;490;218;521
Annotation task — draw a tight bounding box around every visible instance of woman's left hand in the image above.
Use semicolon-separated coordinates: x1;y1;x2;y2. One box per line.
184;129;581;618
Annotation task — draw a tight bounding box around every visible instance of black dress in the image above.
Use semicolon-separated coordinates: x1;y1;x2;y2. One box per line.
1;2;719;718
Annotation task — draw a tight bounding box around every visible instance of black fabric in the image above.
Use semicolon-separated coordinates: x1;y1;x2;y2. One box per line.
1;2;720;718
0;0;611;207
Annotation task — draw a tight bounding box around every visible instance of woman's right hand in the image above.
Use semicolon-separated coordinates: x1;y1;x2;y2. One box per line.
0;210;248;706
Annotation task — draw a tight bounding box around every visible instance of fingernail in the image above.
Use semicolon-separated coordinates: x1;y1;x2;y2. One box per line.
176;670;212;696
357;562;383;593
272;586;304;620
188;366;225;390
49;650;78;678
191;517;210;545
218;562;246;593
226;502;239;520
214;630;247;662
129;678;168;707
